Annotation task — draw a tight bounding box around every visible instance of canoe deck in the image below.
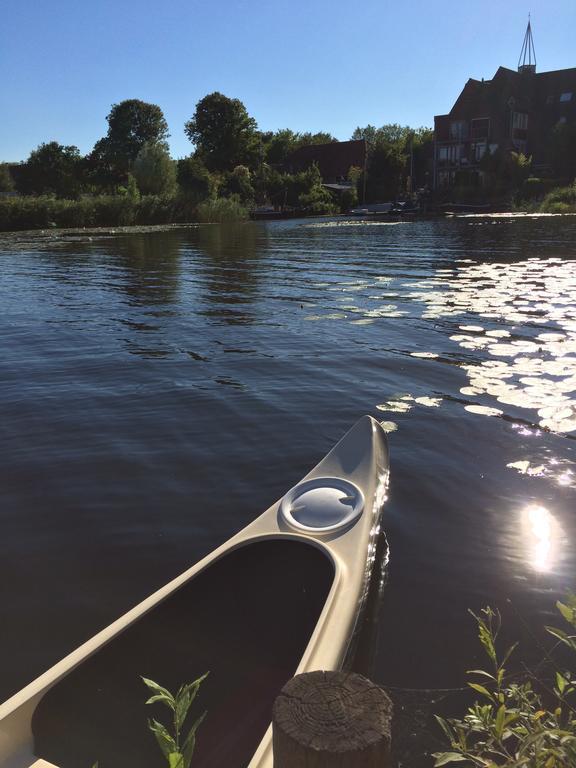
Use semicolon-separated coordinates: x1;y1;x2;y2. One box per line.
32;540;334;768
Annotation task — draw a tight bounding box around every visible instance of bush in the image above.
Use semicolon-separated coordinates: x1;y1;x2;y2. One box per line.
91;195;137;226
135;194;177;225
220;165;254;204
519;178;559;202
0;191;251;231
539;183;576;213
196;196;248;223
0;194;140;231
0;196;55;230
340;187;359;213
133;143;177;196
55;198;96;228
299;187;338;215
434;600;576;767
0;164;15;195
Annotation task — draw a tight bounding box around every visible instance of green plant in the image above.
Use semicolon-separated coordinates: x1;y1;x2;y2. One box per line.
142;673;208;768
196;196;248;222
434;600;576;767
539;183;576;213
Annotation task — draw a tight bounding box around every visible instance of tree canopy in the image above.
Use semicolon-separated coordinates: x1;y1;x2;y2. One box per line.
17;142;83;197
262;129;338;166
133;142;177;195
90;99;170;181
176;156;214;202
184;92;260;171
352;123;433;199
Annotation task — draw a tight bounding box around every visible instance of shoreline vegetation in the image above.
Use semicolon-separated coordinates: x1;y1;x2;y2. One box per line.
1;184;576;235
0;192;251;232
1;93;575;232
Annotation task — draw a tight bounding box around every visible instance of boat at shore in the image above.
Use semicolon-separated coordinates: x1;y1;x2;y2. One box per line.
0;415;389;768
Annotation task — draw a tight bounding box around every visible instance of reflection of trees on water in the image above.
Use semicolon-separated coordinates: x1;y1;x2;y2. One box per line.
115;231;181;306
29;232;182;307
193;223;267;324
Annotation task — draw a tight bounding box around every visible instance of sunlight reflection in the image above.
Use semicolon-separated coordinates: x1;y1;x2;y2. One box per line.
507;455;576;487
522;504;559;573
406;257;576;432
557;471;573;487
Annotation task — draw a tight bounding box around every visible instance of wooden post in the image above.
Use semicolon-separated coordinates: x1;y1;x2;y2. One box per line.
272;671;392;767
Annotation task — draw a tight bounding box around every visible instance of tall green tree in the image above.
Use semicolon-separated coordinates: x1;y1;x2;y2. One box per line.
285;163;336;214
177;155;214;202
17;142;83;197
220;165;254;204
133;142;176;195
263;129;299;165
184;92;260;171
262;129;338;166
89;99;170;184
351;124;433;200
297;131;337;146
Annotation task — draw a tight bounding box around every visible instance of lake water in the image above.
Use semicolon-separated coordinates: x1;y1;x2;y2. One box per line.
1;216;575;745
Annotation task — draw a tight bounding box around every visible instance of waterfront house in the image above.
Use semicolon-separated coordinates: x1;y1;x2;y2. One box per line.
433;21;576;189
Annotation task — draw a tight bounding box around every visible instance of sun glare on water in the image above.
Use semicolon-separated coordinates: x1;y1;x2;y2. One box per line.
522;504;560;573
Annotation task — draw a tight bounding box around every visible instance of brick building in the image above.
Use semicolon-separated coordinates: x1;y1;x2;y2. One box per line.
433;22;576;189
284;139;367;184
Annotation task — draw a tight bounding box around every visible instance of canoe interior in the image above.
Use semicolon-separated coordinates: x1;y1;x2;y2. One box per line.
32;540;334;768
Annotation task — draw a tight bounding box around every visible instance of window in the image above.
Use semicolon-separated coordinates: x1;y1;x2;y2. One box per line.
560;92;573;102
471;118;490;139
438;144;464;163
449;121;468;140
512;112;528;130
471;142;487;161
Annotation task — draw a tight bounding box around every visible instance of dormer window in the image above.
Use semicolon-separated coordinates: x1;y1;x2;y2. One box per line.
560;92;573;102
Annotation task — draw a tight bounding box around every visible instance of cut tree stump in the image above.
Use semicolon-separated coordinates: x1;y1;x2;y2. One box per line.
272;670;393;767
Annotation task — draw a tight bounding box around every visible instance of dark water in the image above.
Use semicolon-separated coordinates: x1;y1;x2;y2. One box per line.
1;216;575;725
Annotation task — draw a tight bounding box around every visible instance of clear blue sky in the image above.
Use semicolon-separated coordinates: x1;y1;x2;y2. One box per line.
1;0;575;162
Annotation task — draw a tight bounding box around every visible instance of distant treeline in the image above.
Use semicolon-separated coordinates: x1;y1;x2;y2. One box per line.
0;93;434;230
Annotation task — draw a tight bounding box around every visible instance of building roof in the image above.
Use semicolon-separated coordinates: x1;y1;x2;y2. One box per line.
284;139;366;179
436;65;576;122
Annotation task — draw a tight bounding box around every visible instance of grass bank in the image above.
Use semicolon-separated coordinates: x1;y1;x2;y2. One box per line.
537;183;576;213
0;193;249;232
516;181;576;213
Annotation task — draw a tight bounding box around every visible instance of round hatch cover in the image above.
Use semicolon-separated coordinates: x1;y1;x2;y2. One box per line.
280;477;364;533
